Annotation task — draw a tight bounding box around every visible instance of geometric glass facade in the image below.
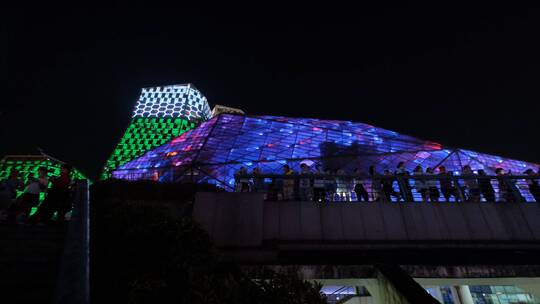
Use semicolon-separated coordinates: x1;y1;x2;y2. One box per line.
112;114;540;191
131;84;211;119
424;285;540;304
470;285;539;304
101;84;212;179
100;117;196;179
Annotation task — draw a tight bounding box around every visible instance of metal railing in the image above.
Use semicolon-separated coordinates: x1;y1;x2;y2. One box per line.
234;174;540;203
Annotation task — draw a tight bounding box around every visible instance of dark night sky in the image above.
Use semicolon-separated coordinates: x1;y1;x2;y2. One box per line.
3;4;540;179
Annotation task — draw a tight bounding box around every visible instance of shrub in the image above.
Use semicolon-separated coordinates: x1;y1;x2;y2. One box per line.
92;180;326;304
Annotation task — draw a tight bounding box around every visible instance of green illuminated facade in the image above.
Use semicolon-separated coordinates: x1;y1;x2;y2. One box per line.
101;117;196;179
0;155;88;203
101;84;212;179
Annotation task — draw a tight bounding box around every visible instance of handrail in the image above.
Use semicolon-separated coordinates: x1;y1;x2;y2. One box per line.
232;174;540;203
234;173;537;180
329;285;350;295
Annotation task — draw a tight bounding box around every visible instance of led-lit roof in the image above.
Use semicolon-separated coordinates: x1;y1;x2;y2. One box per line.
112;114;540;190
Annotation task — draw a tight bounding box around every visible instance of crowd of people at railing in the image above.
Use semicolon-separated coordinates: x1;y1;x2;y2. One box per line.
0;164;75;225
234;162;540;203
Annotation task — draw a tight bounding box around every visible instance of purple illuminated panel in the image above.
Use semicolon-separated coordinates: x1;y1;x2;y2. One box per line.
112;114;539;190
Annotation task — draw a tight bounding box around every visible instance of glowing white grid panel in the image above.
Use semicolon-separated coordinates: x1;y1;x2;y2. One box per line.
132;84;212;120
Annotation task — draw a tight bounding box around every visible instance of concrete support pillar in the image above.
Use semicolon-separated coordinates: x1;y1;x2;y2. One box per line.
363;265;439;304
457;285;474;304
363;280;383;304
449;286;462;304
341;296;362;304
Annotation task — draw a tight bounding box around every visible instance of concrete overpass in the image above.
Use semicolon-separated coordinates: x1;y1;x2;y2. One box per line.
193;192;540;303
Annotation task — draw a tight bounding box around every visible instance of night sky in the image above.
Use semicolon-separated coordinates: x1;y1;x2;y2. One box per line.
3;5;540;179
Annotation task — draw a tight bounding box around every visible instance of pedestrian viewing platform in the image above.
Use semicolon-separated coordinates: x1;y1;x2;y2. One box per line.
232;173;540;203
193;174;540;265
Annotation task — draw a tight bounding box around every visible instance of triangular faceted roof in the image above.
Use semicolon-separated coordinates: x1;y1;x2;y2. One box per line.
113;114;539;190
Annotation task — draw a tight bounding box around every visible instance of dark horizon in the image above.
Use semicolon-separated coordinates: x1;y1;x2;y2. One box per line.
3;5;540;179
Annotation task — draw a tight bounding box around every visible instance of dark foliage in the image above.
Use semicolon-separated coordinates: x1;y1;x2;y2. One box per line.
91;180;326;304
91;179;226;201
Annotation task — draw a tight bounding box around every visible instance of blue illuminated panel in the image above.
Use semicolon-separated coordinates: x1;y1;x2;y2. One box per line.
112;114;540;190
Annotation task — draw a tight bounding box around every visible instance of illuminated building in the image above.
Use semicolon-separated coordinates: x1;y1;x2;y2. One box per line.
111;113;539;191
107;88;540;302
0;154;87;202
101;84;212;179
111;112;540;302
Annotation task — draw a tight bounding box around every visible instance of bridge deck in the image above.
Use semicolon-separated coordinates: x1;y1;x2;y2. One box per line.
194;192;540;265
